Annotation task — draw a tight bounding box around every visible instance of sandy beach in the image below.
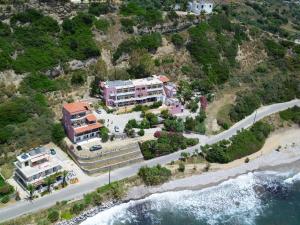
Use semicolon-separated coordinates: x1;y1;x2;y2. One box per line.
58;127;300;225
125;127;300;200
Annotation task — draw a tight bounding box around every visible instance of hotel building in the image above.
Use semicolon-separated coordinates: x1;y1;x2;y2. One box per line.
62;102;102;143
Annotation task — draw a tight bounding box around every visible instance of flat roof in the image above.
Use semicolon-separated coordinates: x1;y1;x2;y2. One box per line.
106;80;133;87
63;102;90;114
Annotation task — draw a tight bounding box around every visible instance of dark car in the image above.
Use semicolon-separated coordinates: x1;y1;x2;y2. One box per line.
89;145;102;152
50;149;56;155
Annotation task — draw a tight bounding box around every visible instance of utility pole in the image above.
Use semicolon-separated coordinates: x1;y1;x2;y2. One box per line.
108;166;111;185
253;109;258;124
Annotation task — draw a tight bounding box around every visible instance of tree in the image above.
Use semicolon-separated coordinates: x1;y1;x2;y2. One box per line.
27;184;35;200
62;170;68;188
138;165;171;186
45;176;54;193
100;127;109;142
71;71;86;86
51;123;65;144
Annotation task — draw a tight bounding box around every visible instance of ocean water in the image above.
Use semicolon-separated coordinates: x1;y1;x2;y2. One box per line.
81;168;300;225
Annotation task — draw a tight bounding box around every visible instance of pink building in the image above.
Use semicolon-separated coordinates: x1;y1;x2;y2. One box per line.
100;75;183;115
62;102;102;143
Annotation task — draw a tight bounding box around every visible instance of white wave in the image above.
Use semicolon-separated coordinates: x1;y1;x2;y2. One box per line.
284;172;300;184
81;172;264;225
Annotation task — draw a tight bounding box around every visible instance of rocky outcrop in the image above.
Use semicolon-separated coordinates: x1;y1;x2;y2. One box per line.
0;0;88;21
135;18;201;35
56;200;121;225
68;58;98;71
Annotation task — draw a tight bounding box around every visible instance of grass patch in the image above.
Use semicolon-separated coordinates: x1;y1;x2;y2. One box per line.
217;104;234;129
0;163;14;179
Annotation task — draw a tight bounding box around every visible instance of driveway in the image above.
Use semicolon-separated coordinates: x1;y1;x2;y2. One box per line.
94;109;142;134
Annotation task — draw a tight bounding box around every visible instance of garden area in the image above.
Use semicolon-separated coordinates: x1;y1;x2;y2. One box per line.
139;131;199;159
0;175;14;204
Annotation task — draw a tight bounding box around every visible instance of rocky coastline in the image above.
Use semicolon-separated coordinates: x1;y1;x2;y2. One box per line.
56;200;122;225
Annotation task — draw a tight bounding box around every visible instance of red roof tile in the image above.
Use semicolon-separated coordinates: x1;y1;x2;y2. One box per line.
63;102;90;114
74;123;102;135
86;114;97;122
158;75;170;83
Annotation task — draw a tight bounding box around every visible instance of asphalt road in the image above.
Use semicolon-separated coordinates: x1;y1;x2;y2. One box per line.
0;99;299;222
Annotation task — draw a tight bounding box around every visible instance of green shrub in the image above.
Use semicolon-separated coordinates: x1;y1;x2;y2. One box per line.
51;123;65;144
94;19;110;33
138;165;171;186
138;129;145;136
89;2;111;16
47;210;59;223
171;33;184;48
1;195;9;204
178;162;185;172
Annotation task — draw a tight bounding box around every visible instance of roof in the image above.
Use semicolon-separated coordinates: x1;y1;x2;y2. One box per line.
106;80;133;87
74;123;102;135
63;102;90;114
158;75;170;83
86;114;97;122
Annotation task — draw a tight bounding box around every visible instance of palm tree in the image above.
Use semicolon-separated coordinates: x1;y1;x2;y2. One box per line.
45;177;54;193
27;184;35;200
62;170;68;188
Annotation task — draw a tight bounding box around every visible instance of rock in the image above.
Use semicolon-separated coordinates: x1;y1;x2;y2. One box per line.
46;64;64;78
69;60;85;70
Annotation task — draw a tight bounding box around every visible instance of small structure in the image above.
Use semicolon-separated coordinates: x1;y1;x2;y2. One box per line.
188;0;214;15
14;147;63;189
165;98;184;115
62;102;102;143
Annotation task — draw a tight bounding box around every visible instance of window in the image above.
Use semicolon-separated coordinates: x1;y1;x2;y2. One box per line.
25;161;29;167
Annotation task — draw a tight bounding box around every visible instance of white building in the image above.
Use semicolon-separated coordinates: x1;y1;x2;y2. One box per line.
188;0;214;15
14;147;63;189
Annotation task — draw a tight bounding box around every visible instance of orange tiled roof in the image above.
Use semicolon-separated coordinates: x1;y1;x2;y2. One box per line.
63;102;90;114
86;114;97;122
74;123;102;135
158;75;170;83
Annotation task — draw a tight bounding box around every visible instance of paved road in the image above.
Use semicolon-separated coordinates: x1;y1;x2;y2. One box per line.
0;99;299;222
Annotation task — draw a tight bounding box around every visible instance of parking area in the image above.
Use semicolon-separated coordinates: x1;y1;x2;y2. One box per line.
94;109;142;134
72;134;156;159
44;143;94;183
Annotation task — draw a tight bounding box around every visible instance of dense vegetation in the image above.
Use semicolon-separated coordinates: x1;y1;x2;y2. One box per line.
138;164;171;186
187;14;247;85
0;9;101;73
279;106;300;125
202;121;272;163
140;131;198;159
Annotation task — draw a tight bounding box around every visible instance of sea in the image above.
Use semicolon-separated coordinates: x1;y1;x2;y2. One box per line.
81;163;300;225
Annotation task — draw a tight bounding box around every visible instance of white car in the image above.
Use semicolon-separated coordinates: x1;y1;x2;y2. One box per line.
114;126;120;132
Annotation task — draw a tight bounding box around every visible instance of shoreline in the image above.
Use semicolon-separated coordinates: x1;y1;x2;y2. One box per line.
58;127;300;225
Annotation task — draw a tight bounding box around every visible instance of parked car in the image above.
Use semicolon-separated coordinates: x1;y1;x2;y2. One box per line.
96;109;102;114
89;145;102;152
114;126;120;132
50;149;56;155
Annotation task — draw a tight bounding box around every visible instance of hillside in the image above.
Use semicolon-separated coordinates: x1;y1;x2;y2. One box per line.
0;0;299;170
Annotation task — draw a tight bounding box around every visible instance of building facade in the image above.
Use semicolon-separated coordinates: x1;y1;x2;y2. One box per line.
62;102;102;143
188;0;213;15
14;147;62;188
100;75;184;115
100;76;165;108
